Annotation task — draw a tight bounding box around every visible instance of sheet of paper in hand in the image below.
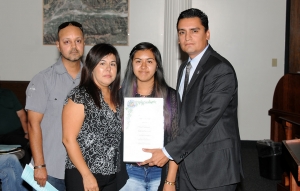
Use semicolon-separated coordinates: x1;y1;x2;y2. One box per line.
124;97;164;162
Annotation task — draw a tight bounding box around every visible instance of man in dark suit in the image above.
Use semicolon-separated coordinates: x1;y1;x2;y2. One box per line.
142;8;243;190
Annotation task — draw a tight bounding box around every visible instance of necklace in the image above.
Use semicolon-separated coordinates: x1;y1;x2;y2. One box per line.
136;89;154;97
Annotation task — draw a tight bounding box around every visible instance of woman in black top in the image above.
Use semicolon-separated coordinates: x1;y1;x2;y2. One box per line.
62;43;121;191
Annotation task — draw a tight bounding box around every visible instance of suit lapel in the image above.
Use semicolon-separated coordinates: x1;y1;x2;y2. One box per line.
185;46;214;94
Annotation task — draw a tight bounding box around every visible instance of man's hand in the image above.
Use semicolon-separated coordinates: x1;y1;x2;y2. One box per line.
34;167;47;187
140;148;169;167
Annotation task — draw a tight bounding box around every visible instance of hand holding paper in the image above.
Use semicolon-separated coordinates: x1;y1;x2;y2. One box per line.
34;167;47;187
21;164;58;191
141;148;169;167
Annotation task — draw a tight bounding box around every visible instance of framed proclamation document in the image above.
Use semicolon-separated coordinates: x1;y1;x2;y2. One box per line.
123;98;164;162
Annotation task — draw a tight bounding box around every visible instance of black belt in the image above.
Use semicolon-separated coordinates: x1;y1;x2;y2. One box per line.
128;163;150;168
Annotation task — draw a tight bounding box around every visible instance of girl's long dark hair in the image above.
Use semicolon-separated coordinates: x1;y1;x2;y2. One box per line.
80;43;121;108
121;42;172;132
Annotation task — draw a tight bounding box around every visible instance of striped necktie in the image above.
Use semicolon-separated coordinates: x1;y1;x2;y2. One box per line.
182;62;192;99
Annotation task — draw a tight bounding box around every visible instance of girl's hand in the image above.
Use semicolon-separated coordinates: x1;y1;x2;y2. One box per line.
163;183;176;191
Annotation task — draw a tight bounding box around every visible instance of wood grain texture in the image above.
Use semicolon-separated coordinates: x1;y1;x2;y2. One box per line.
288;0;300;73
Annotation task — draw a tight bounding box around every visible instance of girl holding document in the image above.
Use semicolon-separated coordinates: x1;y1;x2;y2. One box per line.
62;43;122;191
118;42;179;191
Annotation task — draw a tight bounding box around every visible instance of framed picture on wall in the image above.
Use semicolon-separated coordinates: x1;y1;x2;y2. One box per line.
43;0;129;46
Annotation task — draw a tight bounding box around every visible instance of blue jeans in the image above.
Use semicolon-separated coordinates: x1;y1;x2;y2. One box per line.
33;175;65;191
47;175;65;191
0;154;28;191
120;164;162;191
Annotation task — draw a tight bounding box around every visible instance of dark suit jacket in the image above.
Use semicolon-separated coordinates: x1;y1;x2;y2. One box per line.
165;45;243;189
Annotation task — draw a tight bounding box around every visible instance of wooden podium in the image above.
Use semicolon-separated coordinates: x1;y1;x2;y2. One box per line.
282;140;300;191
268;73;300;191
269;73;300;142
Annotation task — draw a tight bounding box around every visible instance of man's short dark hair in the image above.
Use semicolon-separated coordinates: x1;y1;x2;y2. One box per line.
176;8;209;32
57;21;84;40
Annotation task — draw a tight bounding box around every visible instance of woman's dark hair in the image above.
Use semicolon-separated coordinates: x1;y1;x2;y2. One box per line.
176;8;209;32
121;42;172;132
80;43;121;108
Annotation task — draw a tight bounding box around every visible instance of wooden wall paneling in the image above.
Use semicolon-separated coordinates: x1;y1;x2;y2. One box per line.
288;0;300;73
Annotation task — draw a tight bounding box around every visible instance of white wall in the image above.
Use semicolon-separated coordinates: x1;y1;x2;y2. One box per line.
0;0;286;140
192;0;286;140
0;0;165;80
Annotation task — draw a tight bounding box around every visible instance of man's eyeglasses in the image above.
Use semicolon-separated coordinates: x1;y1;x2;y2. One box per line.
58;21;83;33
